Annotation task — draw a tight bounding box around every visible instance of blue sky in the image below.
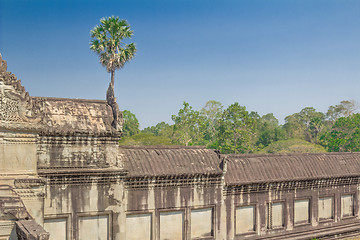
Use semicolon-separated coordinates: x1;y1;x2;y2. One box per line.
1;0;359;128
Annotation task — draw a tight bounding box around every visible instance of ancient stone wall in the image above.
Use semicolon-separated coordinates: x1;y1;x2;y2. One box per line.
224;182;360;240
41;174;126;240
3;53;360;240
125;178;225;239
37;136;122;169
0;54;49;240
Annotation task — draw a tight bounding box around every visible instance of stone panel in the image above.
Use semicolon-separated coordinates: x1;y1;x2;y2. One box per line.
0;135;37;175
267;202;283;229
294;199;310;224
160;211;183;240
190;208;213;238
236;205;255;234
272;202;283;228
78;215;109;240
126;213;152;240
318;197;333;220
341;194;354;217
44;218;67;240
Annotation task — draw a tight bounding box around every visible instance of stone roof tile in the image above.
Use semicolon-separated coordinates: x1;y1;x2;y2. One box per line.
120;146;222;177
225;152;360;185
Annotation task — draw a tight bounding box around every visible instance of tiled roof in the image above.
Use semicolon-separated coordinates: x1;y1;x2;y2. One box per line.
225;152;360;185
120;146;222;177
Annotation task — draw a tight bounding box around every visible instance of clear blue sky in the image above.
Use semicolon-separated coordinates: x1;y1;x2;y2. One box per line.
1;0;359;128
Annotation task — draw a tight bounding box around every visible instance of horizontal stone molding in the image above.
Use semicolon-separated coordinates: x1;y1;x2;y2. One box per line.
37;135;120;145
125;174;223;189
224;176;360;195
251;221;360;240
39;168;127;185
14;178;46;189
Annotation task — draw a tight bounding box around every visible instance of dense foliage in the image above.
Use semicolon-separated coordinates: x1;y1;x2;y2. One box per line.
120;100;359;153
122;110;140;137
259;139;326;154
119;133;172;146
320;114;360;152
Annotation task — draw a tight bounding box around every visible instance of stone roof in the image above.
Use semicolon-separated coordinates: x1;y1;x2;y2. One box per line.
0;54;121;136
34;97;118;136
120;146;223;177
224;152;360;185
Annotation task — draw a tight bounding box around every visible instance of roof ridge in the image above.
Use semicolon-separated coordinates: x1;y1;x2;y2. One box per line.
119;145;207;150
31;96;107;104
223;152;360;158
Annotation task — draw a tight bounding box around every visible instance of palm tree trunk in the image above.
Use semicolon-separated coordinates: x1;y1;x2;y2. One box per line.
106;70;115;105
111;70;115;86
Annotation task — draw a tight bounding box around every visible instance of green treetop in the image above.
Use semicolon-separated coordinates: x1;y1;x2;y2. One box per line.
90;16;136;88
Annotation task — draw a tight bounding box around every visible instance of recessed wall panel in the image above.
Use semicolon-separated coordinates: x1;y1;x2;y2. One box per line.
78;215;109;240
271;202;284;228
191;208;213;238
236;205;255;234
319;197;334;220
44;218;67;240
126;213;152;240
294;199;310;224
341;195;354;217
160;211;183;240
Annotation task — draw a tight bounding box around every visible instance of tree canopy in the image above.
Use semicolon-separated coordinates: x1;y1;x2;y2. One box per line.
122;110;140;137
320;113;360;152
90;16;136;86
119;99;359;154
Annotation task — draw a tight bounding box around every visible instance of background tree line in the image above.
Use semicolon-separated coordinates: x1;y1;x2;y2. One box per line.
119;100;360;154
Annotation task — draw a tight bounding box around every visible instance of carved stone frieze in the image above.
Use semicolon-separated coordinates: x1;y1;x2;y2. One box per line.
37;136;120;168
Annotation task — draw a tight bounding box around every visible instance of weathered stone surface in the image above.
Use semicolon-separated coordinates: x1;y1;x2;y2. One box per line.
120;145;222;177
0;184;47;240
225;152;360;185
15;220;49;240
0;54;44;132
0;53;122;136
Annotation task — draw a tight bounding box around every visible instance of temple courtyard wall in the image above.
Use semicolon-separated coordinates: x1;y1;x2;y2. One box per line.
2;54;360;239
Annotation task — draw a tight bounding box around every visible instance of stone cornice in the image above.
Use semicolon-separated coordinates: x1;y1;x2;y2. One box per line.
125;174;223;189
13;178;46;198
38;168;127;185
37;135;120;144
224;176;360;195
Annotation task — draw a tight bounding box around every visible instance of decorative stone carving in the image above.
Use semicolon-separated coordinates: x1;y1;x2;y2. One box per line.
0;54;44;131
0;54;121;136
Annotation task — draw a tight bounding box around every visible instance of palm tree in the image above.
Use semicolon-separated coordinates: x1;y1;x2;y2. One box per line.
90;16;136;91
90;16;136;131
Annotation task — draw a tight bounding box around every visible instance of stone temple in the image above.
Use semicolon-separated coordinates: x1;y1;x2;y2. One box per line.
1;53;360;240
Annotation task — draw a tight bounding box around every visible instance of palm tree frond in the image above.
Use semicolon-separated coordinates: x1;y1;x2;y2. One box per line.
90;16;137;74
